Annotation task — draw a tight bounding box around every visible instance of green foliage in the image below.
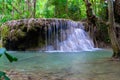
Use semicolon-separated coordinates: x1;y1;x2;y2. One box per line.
0;71;10;80
0;48;18;62
45;0;87;20
90;0;108;20
0;0;107;23
0;48;18;80
68;0;86;20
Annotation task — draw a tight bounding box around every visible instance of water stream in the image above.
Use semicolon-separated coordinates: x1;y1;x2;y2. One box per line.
45;20;94;51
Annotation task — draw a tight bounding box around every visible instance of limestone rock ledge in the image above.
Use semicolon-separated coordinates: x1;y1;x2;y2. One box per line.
1;18;83;50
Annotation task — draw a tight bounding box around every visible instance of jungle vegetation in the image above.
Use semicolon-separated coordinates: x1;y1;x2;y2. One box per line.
0;0;107;26
0;0;120;59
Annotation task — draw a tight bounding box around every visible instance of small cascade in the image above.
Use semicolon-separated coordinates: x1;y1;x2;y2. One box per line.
1;18;94;51
45;19;94;51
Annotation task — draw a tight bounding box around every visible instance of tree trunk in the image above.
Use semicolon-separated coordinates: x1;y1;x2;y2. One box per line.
84;0;97;47
107;0;120;59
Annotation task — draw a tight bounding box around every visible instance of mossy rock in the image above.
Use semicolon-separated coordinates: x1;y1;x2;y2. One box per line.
0;18;83;50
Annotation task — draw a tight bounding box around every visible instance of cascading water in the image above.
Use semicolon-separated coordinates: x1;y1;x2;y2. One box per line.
45;19;94;51
1;18;94;51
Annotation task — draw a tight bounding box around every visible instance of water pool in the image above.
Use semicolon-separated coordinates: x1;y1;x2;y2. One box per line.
0;49;120;80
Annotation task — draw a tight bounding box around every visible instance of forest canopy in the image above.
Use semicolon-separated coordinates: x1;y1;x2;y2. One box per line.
0;0;107;26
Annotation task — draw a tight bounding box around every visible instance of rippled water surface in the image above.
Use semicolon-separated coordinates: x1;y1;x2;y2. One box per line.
0;49;120;80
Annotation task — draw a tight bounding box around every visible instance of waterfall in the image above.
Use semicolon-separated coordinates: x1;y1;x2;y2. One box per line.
45;19;94;52
1;18;94;51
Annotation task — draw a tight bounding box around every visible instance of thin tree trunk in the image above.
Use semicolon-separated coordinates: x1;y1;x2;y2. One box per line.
33;0;36;18
107;0;120;59
27;0;30;12
26;0;32;18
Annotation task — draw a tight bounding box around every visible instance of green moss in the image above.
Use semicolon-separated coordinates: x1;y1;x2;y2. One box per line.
1;25;10;47
1;25;9;39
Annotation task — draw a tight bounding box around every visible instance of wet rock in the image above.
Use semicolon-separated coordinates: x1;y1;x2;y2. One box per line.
1;18;84;51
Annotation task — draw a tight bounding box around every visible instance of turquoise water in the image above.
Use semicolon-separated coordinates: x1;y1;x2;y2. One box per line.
0;49;120;80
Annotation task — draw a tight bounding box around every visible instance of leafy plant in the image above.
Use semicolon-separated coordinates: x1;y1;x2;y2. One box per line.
0;48;18;80
0;71;10;80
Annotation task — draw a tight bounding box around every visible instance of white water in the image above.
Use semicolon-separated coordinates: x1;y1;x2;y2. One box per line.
45;20;94;52
59;29;94;51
